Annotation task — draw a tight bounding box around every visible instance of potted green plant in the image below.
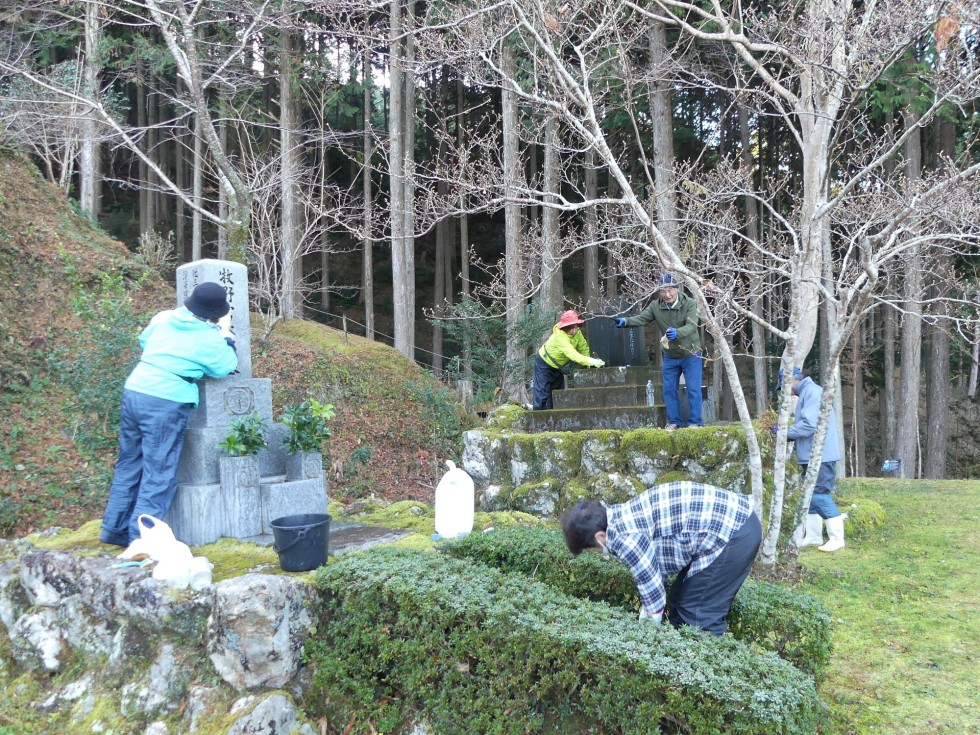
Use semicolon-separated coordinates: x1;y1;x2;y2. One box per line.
218;412;269;457
280;400;334;481
217;412;268;537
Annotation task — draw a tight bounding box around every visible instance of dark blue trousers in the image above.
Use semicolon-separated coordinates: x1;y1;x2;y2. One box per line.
661;351;703;427
666;512;762;635
100;390;192;545
532;354;565;410
801;461;842;518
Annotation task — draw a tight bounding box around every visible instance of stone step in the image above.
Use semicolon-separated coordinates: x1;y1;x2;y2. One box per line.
554;383;711;411
569;365;662;387
525;406;665;432
553;384;653;410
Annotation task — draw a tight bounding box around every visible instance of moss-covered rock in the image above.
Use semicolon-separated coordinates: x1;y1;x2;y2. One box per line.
836;494;886;539
508;434;538;485
585;472;645;504
534;432;585;482
580;431;622;474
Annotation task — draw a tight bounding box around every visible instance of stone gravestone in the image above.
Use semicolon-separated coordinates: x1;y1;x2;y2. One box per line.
589;296;648;367
165;259;328;546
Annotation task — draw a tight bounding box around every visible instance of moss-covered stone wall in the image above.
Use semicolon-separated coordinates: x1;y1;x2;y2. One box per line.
463;419;788;515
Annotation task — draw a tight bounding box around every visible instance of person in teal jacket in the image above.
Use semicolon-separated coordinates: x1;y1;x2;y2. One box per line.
100;282;239;546
532;310;604;410
614;273;703;429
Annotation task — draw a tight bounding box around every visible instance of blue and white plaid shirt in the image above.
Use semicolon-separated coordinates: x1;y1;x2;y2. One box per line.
605;481;753;613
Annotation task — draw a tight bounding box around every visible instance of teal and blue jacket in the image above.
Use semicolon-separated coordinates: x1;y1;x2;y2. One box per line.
124;307;238;406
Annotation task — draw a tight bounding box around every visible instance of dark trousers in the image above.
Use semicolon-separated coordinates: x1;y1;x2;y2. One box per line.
532;354;565;410
666;512;762;635
100;390;192;545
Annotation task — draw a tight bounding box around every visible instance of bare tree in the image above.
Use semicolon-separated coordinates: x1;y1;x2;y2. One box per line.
0;0;279;263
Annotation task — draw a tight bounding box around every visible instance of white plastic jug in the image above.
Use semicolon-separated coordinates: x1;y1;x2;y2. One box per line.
434;460;475;538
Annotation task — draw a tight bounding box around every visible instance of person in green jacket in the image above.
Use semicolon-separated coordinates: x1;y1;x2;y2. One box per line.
533;310;604;410
614;273;702;429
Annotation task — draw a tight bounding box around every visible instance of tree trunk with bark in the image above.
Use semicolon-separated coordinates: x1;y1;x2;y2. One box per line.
583;148;599;312
279;21;303;319
924;116;956;479
362;43;375;340
539;115;562;315
896;111;923;479
79;1;102;217
502;44;526;401
389;0;415;359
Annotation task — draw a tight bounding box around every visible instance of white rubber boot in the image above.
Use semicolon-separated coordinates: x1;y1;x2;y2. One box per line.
818;515;845;552
799;513;824;547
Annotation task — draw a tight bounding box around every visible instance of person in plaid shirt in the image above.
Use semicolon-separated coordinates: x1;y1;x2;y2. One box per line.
561;481;761;635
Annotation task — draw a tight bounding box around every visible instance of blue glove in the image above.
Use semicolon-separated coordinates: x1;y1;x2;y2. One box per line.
770;426;778;437
665;327;677;340
613;318;626;328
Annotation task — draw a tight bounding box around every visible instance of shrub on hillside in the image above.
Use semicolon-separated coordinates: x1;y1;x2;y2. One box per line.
309;548;820;735
836;494;886;539
47;263;151;454
444;525;831;680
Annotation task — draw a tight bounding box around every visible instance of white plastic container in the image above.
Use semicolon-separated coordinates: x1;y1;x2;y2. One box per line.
434;460;475;538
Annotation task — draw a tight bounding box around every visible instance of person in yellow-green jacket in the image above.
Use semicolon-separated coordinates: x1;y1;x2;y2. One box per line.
532;310;604;410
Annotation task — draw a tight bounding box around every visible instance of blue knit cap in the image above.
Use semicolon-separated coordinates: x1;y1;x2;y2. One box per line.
775;366;803;391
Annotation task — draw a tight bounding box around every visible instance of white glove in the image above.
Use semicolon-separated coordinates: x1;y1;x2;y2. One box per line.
216;312;233;338
588;358;605;368
639;607;664;624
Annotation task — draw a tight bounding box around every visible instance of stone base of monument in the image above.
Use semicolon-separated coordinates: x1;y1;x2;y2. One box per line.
219;456;263;538
166;483;225;546
166;473;328;547
240;521;411;557
260;477;327;535
177;425;290;486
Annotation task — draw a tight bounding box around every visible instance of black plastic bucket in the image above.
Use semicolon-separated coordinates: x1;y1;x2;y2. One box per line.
270;513;330;572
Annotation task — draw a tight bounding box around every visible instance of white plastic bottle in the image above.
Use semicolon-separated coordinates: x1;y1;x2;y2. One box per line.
434;460;475;538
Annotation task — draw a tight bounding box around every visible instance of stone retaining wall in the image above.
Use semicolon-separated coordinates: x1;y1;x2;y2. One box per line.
463;423;779;515
0;540;320;735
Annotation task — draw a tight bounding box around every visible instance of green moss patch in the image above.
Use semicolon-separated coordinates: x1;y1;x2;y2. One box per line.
194;537;283;582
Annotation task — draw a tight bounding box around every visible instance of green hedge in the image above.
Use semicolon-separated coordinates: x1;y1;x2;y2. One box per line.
443;525;831;680
309;548;820;735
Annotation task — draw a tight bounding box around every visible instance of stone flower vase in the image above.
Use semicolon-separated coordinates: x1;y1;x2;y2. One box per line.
218;454;263;537
284;450;324;482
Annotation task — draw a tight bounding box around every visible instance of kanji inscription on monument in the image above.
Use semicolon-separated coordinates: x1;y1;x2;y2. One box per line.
176;259;252;379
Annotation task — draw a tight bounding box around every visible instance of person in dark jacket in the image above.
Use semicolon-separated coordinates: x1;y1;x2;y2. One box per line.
532;310;604;410
776;366;846;552
614;273;702;429
561;482;761;635
99;282;239;546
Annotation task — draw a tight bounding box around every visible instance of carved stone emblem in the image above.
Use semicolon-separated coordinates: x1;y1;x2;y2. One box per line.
224;386;255;415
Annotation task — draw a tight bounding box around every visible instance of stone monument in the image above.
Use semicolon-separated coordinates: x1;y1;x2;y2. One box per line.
164;259;328;546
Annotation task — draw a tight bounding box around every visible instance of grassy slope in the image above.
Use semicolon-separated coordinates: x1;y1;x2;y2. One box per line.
0;152;174;535
800;479;979;735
